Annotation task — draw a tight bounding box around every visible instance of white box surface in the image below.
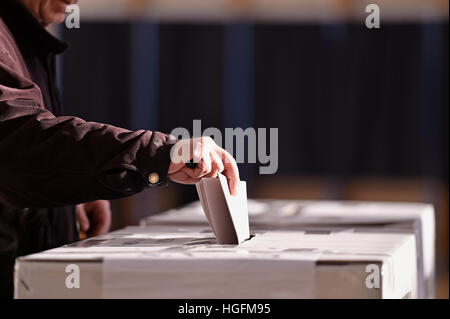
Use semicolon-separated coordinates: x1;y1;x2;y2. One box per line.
15;225;417;299
142;200;435;298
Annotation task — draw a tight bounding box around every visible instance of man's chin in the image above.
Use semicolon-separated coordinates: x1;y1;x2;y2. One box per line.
42;13;66;26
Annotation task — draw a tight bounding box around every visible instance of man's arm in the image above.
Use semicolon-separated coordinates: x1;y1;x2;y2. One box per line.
0;63;176;208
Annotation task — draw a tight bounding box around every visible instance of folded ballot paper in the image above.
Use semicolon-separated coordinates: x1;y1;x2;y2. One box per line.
195;174;250;244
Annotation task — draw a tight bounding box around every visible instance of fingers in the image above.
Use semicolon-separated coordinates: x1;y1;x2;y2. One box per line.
76;201;112;238
190;148;212;178
90;217;110;236
75;204;90;233
170;169;201;184
86;201;112;237
168;140;190;174
94;207;112;236
177;137;212;179
192;137;204;164
168;137;240;193
169;137;204;175
204;151;224;178
216;147;240;196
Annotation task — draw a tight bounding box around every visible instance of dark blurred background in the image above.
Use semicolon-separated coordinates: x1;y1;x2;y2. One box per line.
55;0;448;297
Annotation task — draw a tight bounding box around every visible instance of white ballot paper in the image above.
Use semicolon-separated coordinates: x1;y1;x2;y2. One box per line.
195;174;250;244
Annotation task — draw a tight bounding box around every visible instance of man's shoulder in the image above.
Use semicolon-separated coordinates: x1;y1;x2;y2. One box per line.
0;17;33;82
0;17;43;108
0;17;14;47
0;17;20;67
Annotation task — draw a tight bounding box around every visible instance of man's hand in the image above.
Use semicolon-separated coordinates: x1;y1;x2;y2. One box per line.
168;137;240;195
75;200;111;238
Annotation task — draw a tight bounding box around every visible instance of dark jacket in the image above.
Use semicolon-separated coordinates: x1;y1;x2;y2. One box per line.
0;0;175;298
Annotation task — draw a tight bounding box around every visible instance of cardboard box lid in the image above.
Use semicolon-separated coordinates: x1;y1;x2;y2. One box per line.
143;199;434;226
16;226;417;299
142;199;434;298
19;225;414;264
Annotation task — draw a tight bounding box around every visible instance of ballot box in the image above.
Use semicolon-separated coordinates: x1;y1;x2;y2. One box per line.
141;200;435;299
15;225;417;299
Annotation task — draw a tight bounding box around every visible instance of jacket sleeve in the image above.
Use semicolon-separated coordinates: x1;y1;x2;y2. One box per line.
0;63;177;209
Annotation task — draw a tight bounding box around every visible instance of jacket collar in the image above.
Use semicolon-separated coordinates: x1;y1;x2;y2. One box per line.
0;0;68;56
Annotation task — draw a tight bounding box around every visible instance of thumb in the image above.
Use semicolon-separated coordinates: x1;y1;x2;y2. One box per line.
76;205;90;232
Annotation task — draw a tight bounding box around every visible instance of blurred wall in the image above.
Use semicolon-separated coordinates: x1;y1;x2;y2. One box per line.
60;22;449;199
